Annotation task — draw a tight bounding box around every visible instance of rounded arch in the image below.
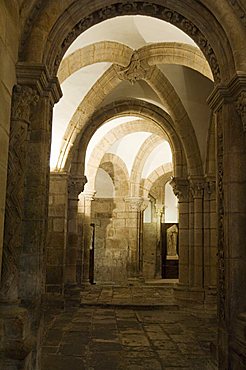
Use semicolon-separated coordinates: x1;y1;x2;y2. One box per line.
19;0;241;83
141;163;173;198
70;99;188;181
99;153;129;196
85;120;165;191
58;41;213;84
57;63;202;177
130;134;165;197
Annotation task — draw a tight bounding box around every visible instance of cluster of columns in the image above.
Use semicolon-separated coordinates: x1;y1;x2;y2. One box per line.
170;176;216;301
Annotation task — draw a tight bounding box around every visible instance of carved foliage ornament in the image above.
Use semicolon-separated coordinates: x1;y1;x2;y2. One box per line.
125;196;143;211
68;175;87;199
189;180;205;199
235;91;246;132
53;2;220;82
170;178;189;203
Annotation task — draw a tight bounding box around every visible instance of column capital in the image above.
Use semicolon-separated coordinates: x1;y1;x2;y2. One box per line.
170;177;189;203
125;196;143;211
204;176;216;197
12;85;39;122
68;175;87;200
16;62;62;105
207;73;246;132
189;177;205;199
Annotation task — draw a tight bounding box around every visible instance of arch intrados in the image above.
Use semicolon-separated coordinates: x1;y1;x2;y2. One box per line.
20;1;236;83
70;99;187;180
100;153;129;189
142;164;173;198
130;135;165;197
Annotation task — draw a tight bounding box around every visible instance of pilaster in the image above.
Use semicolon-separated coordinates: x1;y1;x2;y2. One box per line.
208;73;246;368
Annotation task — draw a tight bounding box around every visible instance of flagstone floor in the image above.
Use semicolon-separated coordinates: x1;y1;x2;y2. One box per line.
41;284;217;370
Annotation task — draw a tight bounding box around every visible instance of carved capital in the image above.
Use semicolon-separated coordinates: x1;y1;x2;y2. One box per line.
12;85;39;122
169;178;189;203
68;175;87;200
189;178;205;199
125;196;143;211
114;51;154;84
205;177;216;197
236;91;246;131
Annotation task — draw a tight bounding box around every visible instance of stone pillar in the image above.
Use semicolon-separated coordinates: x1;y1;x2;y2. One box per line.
170;178;189;286
46;172;68;296
155;204;165;279
125;196;143;282
81;190;95;285
65;175;87;289
208;75;246;368
189;178;205;288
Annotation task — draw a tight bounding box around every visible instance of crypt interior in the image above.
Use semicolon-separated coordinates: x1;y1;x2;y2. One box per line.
0;1;246;369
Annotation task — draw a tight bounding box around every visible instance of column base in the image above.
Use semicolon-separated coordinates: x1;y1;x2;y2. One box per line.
0;303;35;369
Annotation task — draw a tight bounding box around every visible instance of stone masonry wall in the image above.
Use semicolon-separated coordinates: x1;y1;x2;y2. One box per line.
92;198;129;284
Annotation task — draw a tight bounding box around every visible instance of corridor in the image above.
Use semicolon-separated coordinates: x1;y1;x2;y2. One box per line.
41;285;217;370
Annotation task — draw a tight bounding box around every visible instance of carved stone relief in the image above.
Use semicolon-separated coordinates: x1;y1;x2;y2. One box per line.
114;51;154;84
236;91;246;131
0;85;39;302
170;177;189;203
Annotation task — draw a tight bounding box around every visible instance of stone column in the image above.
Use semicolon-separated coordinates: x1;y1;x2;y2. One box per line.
81;190;95;285
170;178;189;287
65;175;87;290
208;75;246;368
46;172;68;297
155;204;165;279
125;196;143;282
204;178;217;291
189;178;205;288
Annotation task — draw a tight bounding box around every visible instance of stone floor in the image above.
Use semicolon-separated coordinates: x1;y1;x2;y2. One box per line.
41;284;217;370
